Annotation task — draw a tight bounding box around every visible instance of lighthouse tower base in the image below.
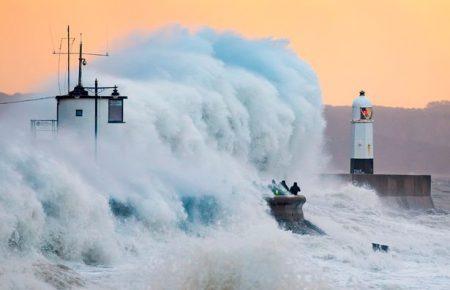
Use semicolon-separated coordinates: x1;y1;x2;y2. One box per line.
350;158;374;174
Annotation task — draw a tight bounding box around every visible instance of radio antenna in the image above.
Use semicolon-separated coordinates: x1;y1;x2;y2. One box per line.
67;26;70;94
53;26;108;94
52;26;74;94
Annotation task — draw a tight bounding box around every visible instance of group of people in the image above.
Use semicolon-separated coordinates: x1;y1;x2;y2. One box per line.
269;179;301;196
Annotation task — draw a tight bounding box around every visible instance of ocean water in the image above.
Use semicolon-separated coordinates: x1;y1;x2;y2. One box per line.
432;178;450;211
0;27;449;289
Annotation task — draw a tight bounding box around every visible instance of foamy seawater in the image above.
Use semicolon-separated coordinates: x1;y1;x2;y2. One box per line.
0;26;449;289
55;179;450;289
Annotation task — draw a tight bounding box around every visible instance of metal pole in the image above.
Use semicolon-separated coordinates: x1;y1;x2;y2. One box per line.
78;40;83;87
67;26;70;94
94;79;98;159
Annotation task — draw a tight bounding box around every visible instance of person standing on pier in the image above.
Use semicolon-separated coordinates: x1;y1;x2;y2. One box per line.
289;182;301;195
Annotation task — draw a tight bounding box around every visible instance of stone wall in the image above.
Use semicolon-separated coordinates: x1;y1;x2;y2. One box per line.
323;174;434;209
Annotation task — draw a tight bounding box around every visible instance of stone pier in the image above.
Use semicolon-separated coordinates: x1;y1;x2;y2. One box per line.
323;174;434;209
265;195;324;234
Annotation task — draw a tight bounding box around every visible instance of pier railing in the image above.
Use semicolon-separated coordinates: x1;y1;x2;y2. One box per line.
30;119;57;137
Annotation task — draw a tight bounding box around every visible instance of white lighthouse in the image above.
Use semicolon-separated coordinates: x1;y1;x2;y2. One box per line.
350;90;374;174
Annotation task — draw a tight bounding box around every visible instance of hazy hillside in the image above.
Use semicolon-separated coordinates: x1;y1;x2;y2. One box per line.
0;91;24;99
324;101;450;176
0;92;11;99
0;91;54;128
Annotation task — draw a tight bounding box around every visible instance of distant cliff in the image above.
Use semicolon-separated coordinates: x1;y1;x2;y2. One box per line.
324;101;450;176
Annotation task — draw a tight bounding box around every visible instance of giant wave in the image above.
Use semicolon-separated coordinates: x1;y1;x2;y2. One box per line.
1;26;449;289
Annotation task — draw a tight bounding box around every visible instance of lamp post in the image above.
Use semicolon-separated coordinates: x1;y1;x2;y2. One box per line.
85;80;121;160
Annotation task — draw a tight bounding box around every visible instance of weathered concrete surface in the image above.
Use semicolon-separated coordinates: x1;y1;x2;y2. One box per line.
265;196;325;234
266;195;306;222
323;174;434;209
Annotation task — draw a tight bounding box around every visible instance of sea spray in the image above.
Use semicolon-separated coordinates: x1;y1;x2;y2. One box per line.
0;26;326;288
1;26;449;289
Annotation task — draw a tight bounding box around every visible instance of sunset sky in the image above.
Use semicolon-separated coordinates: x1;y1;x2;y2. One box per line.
1;0;449;107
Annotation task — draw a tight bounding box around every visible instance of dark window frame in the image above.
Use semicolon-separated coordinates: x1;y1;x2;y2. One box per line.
108;99;124;123
75;109;83;117
360;107;373;120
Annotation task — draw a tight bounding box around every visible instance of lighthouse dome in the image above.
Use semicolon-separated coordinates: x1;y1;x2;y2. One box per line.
352;90;373;121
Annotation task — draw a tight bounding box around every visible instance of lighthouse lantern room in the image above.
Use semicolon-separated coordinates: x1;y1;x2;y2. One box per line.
350;90;374;174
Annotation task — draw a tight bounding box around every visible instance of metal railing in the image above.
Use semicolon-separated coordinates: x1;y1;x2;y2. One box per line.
30;119;57;137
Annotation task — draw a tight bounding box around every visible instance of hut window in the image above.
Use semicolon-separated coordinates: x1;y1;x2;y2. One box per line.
108;99;123;123
75;109;83;117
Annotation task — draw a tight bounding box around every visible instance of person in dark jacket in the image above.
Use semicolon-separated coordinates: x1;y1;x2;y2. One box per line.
281;180;289;192
289;182;301;195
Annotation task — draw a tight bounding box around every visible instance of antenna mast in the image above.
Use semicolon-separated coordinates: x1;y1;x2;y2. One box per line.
78;35;83;87
54;26;74;94
53;27;108;95
67;26;70;94
74;35;108;91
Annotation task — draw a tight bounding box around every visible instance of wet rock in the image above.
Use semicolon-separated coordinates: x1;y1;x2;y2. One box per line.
33;262;85;289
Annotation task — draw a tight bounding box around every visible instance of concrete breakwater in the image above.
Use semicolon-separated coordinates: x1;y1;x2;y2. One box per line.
265;195;324;234
323;174;434;209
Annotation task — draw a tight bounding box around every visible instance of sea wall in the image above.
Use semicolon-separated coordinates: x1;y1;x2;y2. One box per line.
323;174;434;209
265;195;325;235
266;195;306;222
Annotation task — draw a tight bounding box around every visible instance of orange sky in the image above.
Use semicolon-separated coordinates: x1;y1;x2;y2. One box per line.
1;0;449;107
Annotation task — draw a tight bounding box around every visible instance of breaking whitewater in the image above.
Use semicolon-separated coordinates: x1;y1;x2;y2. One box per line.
1;27;449;290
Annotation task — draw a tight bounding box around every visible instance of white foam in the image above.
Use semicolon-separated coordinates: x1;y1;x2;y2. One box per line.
0;26;449;289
